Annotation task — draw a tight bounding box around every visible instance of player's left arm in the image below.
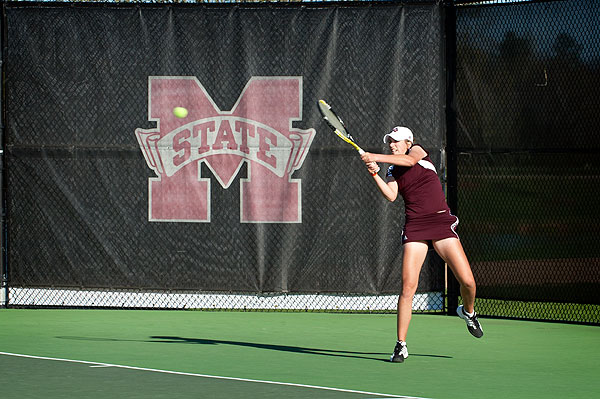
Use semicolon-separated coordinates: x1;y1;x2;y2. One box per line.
361;145;427;167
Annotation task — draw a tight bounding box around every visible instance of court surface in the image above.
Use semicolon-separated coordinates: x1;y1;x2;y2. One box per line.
0;309;598;398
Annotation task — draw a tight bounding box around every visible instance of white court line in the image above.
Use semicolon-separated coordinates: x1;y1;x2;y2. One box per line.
0;351;429;399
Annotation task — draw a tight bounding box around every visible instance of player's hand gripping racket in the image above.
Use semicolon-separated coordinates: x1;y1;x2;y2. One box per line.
318;100;365;155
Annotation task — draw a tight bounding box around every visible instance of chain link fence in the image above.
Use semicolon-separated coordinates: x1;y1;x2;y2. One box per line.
453;0;600;324
2;1;446;313
2;0;599;324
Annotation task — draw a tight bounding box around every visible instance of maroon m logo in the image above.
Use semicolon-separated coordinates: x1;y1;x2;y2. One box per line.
136;76;315;223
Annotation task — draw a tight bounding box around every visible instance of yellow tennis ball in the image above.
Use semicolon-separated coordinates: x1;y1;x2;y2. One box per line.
173;107;188;118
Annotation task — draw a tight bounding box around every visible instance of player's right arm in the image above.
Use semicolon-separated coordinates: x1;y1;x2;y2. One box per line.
367;163;398;202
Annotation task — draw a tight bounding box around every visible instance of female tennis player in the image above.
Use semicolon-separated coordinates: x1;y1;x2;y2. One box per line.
361;126;483;363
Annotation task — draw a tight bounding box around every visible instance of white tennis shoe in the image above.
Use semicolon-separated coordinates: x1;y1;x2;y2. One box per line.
390;341;409;363
457;305;484;338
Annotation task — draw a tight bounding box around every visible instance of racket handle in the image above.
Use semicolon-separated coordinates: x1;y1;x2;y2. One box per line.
358;149;365;155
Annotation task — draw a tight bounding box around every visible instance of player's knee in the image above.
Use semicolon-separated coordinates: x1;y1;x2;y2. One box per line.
401;282;418;298
461;278;476;292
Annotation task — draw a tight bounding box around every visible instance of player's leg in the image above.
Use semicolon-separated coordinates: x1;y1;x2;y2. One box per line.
432;237;483;338
397;241;429;341
391;241;428;362
432;237;475;310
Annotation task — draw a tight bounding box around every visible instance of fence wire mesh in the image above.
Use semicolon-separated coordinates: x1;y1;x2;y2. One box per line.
454;0;600;324
2;0;599;324
2;2;446;313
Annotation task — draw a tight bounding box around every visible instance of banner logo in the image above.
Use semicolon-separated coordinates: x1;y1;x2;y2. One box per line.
135;76;315;223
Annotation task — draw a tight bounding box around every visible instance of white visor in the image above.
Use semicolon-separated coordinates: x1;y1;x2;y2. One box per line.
383;126;413;144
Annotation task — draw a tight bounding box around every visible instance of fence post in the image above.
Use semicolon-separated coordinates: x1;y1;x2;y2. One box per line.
0;3;7;308
444;0;460;315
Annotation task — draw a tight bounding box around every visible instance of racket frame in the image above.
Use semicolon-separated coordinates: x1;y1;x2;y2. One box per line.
318;100;365;155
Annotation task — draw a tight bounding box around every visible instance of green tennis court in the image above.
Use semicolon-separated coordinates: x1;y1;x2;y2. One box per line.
1;309;598;398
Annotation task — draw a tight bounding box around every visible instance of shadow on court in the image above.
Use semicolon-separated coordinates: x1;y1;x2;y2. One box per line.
57;335;452;362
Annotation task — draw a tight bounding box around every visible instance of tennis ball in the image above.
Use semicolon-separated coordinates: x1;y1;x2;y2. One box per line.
173;107;188;118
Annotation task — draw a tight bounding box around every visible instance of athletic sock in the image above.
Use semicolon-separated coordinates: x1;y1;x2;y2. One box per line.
464;309;474;317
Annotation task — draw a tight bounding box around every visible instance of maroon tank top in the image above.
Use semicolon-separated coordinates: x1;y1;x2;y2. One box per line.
386;145;449;220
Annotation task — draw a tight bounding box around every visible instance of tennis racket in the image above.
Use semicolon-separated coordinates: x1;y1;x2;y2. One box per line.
317;100;365;155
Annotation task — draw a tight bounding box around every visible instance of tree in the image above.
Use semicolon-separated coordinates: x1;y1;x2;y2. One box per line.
552;33;582;63
499;31;533;61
